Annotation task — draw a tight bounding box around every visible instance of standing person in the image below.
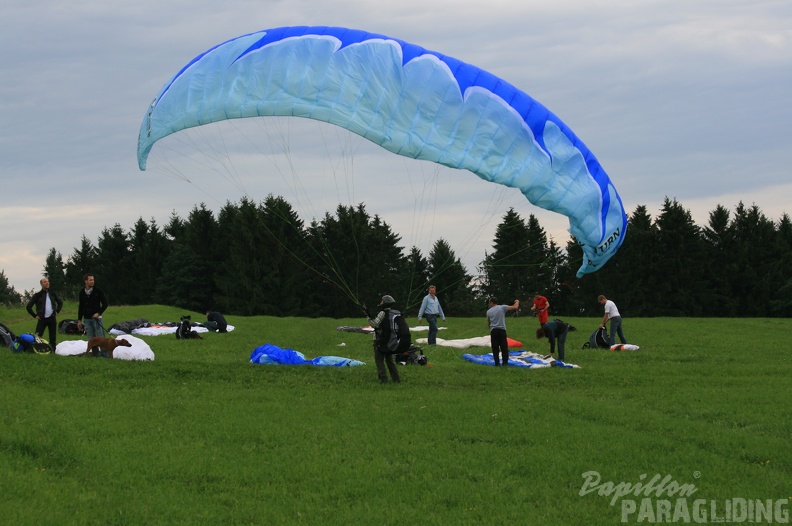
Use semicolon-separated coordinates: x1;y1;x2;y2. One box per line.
536;319;572;361
26;277;64;349
367;295;402;384
530;292;550;326
205;310;228;333
417;285;445;345
77;274;108;338
486;297;520;367
598;295;627;346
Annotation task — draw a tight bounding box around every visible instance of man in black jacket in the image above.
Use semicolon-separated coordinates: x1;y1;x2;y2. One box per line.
205;310;228;333
77;274;108;338
26;277;63;348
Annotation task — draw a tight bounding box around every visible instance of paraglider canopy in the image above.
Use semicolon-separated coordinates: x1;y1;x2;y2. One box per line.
138;25;627;276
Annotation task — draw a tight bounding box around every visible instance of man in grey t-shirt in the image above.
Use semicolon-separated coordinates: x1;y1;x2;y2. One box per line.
486;297;520;366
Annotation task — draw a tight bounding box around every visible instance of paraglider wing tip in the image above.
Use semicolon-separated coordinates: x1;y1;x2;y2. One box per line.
575;247;603;278
137;144;150;171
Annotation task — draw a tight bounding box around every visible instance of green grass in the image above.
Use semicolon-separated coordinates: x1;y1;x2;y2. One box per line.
1;305;790;525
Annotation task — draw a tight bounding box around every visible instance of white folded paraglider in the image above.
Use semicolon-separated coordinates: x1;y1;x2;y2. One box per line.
55;335;155;361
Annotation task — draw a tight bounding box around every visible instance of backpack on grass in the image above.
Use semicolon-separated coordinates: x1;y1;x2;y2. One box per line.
58;319;85;335
395;344;427;366
0;322;16;349
11;333;53;354
582;326;609;349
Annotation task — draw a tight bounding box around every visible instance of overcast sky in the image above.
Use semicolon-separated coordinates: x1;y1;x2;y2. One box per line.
2;0;790;294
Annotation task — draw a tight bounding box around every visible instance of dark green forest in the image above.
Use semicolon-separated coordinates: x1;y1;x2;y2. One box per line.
3;196;791;318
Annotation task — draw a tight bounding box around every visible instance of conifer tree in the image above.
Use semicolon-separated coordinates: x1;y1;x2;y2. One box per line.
0;269;21;306
480;208;531;302
95;224;132;304
43;248;67;299
427;239;472;315
653;197;706;315
64;235;98;295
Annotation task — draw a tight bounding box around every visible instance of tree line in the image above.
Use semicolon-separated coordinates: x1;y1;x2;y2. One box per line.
3;196;791;319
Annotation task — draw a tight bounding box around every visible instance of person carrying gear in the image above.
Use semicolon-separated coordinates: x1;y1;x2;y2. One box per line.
366;295;410;384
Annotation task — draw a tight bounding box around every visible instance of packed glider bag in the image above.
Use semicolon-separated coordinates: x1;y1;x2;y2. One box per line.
11;333;52;354
138;25;627;277
582;326;610;349
395;344;427;366
58;319;85;335
0;322;16;348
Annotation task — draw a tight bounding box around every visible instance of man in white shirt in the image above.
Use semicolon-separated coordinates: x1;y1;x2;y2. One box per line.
599;295;627;347
26;277;63;348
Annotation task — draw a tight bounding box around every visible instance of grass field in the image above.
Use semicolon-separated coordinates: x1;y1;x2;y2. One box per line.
1;304;790;525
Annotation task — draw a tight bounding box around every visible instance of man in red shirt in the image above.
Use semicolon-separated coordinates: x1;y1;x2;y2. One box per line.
531;292;550;326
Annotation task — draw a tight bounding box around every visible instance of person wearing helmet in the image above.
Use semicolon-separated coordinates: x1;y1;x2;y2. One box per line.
366;294;401;384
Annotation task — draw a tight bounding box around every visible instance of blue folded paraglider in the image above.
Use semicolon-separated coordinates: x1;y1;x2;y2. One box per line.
462;350;577;369
138;25;627;276
250;343;365;367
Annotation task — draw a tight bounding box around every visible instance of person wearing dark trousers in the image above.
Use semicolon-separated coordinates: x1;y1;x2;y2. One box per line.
77;273;108;338
205;310;228;333
26;277;63;349
368;294;402;384
598;295;627;347
486;297;520;366
536;319;572;361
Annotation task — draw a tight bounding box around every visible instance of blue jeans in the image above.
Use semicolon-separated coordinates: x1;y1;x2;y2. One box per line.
84;317;105;339
426;314;439;344
609;316;627;346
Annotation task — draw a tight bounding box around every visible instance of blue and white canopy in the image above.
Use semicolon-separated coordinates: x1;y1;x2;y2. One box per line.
138;26;627;276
